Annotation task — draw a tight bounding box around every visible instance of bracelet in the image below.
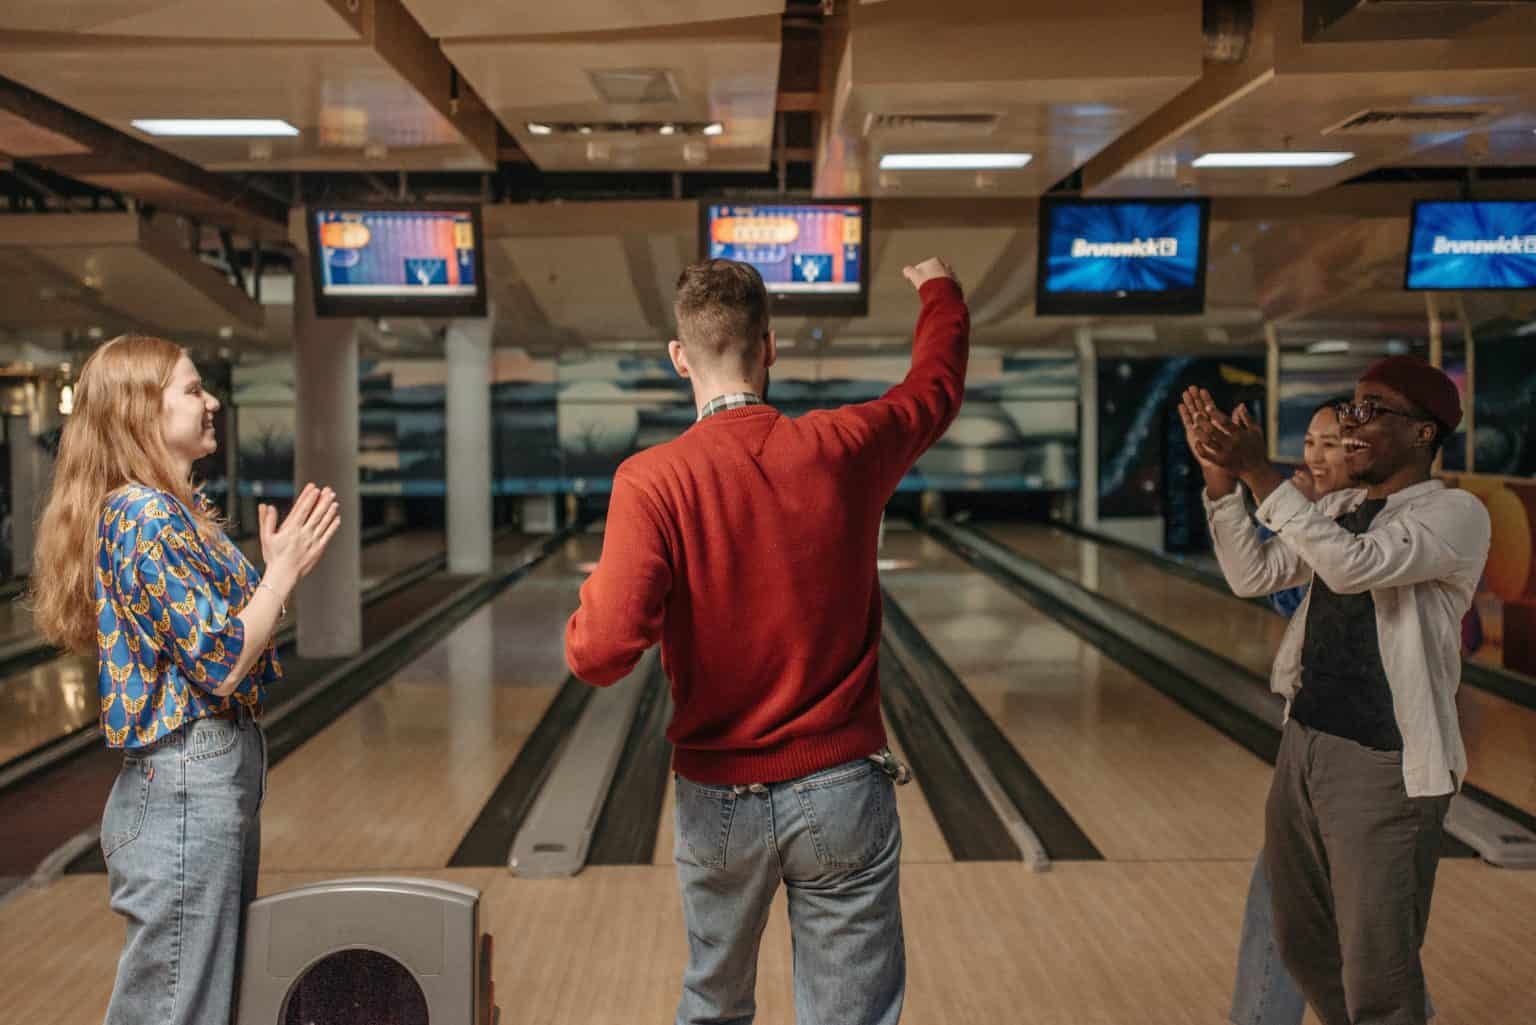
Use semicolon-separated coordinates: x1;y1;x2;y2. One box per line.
256;581;289;618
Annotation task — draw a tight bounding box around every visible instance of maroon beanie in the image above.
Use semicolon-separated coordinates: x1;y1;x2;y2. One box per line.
1358;355;1462;430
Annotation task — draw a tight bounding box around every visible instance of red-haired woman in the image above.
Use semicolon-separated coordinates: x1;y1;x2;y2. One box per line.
32;335;339;1024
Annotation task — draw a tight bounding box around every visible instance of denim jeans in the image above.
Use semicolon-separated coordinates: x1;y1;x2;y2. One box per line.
101;712;267;1025
1231;855;1310;1025
673;756;904;1025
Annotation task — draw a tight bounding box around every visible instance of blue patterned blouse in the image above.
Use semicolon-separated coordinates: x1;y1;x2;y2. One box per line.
95;484;282;748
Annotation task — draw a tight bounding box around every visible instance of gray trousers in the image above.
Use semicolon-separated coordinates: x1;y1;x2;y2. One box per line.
1265;720;1451;1025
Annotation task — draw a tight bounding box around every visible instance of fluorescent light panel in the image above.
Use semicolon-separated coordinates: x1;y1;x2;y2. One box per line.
1192;152;1353;168
879;152;1033;171
132;119;299;137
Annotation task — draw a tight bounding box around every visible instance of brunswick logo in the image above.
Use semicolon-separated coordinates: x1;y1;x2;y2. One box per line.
1432;234;1536;256
1071;237;1180;259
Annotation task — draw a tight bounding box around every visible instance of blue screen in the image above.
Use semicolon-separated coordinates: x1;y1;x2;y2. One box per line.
1043;201;1204;295
1407;201;1536;290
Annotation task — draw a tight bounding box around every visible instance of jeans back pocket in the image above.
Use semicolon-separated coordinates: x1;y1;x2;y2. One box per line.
675;778;737;869
793;761;893;871
101;758;152;860
186;719;239;761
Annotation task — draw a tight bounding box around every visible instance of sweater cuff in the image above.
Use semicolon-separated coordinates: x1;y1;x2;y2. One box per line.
918;277;963;303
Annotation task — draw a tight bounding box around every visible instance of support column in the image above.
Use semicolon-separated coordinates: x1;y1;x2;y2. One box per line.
293;260;361;658
1075;327;1098;529
446;313;493;575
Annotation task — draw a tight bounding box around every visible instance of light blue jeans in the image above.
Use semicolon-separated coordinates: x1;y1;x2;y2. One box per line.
1232;855;1435;1025
673;756;904;1025
101;712;267;1025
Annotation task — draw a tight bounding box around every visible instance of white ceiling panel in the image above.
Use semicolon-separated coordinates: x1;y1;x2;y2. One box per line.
401;0;782;39
0;1;355;38
444;16;781;172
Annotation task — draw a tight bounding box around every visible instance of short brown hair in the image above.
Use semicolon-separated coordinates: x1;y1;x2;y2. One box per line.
674;259;771;368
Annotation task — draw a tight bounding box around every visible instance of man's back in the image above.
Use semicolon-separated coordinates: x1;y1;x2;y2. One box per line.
566;277;969;785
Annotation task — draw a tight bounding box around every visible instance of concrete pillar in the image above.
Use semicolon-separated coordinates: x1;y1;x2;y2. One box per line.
293;261;362;658
1075;327;1099;529
445;314;493;575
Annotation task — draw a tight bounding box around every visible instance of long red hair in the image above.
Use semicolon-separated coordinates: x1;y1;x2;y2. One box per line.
31;335;221;654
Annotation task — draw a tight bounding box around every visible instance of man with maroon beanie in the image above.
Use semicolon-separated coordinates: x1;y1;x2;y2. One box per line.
567;256;968;1025
1182;355;1490;1025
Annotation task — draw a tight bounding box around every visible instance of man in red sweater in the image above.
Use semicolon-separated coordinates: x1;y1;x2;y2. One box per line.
567;256;969;1025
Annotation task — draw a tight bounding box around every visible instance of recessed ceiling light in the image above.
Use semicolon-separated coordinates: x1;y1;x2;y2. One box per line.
131;119;299;137
659;124;676;136
1191;152;1353;168
703;122;724;136
1305;340;1352;354
878;152;1033;170
527;122;553;136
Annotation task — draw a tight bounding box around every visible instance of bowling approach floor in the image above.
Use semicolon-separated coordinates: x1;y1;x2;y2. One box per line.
2;526;1534;1025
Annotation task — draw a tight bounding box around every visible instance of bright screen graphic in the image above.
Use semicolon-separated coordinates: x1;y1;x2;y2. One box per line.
1406;201;1536;291
1042;200;1205;296
315;209;478;298
703;203;864;294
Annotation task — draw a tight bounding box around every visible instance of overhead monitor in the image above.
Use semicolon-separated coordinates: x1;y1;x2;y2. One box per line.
307;205;487;318
1036;196;1210;316
1405;200;1536;291
700;199;870;316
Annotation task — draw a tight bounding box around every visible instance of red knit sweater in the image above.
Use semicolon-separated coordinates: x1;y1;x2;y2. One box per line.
565;278;970;784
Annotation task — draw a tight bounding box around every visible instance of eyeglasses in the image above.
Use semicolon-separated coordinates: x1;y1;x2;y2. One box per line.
1334;399;1427;427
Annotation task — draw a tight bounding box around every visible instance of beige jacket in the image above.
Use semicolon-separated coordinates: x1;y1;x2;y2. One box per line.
1204;479;1491;797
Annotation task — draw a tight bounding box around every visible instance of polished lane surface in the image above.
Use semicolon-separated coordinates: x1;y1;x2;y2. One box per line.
879;530;1273;862
988;524;1536;819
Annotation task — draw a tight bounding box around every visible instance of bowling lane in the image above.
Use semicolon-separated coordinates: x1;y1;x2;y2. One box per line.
879;531;1273;862
987;524;1536;818
256;526;954;872
0;529;447;769
257;532;584;873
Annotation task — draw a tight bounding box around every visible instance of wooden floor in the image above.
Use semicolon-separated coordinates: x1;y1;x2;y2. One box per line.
883;532;1274;862
4;859;1532;1025
991;524;1536;820
5;524;1535;1024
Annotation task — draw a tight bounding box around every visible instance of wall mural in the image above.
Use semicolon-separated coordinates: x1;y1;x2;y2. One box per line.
233;350;1080;500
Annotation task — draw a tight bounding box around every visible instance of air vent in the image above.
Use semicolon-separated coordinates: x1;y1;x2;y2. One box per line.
1323;107;1501;136
587;69;680;106
863;112;1001;138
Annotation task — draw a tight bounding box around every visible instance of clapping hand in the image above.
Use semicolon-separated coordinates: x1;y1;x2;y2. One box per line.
1178;388;1268;477
259;483;341;582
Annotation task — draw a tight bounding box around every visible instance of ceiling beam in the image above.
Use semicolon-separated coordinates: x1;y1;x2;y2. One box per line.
1075;0;1280;194
0;72;288;230
320;0;514;169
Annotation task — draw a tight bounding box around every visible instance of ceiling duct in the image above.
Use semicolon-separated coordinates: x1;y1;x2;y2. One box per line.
587;69;681;106
1323;106;1503;135
1302;0;1536;43
1203;0;1256;63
